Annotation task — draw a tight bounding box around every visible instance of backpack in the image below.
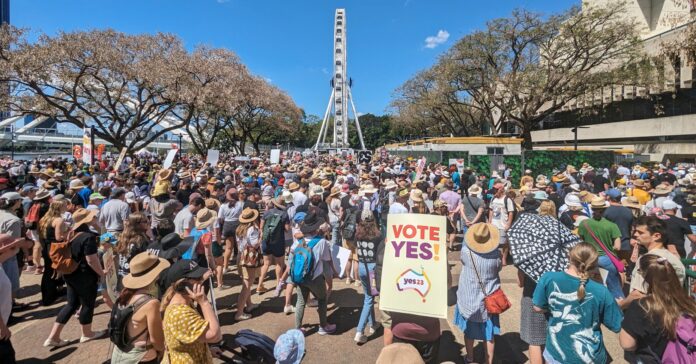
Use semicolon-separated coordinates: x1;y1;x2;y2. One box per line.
261;212;283;245
289;237;321;285
341;207;360;241
661;315;696;364
108;295;154;351
226;329;276;364
49;232;83;275
24;203;41;229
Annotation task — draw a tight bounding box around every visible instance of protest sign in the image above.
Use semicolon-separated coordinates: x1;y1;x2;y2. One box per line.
415;157;427;182
331;244;351;278
379;213;447;319
270;149;281;164
82;127;93;165
163;149;178;169
102;249;118;302
113;147;128;172
206;149;220;166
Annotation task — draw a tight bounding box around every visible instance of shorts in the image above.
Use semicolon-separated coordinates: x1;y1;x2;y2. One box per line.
343;240;358;261
212;241;224;258
222;221;239;239
497;227;508;246
237;262;260;281
262;240;285;258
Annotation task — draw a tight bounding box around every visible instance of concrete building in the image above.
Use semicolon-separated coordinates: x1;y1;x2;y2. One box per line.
531;0;696;162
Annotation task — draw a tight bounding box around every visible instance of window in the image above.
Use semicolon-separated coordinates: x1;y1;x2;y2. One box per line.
335;74;342;79
337;21;342;26
337;29;342;34
487;147;504;155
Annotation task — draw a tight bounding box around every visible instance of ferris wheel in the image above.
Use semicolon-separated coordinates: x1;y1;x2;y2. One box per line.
314;8;366;151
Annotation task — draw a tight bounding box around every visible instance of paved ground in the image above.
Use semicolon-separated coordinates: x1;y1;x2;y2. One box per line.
8;245;624;363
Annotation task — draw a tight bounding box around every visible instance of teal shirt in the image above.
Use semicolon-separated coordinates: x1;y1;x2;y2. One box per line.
532;271;622;364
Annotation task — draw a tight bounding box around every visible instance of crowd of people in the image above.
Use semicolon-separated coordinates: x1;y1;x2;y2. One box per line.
0;152;695;364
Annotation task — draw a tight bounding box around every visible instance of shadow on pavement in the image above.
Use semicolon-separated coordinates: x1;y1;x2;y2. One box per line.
18;347;78;364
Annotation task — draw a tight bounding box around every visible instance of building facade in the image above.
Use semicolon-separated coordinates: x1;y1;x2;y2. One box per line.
531;0;696;162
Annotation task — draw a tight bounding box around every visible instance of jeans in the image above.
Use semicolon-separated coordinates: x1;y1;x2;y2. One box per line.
294;275;328;329
357;262;376;334
598;255;625;300
1;256;19;294
331;223;341;246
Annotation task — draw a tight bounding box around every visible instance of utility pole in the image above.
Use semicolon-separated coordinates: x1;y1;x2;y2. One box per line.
90;126;95;165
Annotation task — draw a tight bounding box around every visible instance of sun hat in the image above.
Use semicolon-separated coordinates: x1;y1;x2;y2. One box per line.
376;343;424;364
564;193;582;208
300;211;325;234
533;191;548;200
69;179;86;190
662;199;681;210
397;187;409;198
274;329;305;364
632;179;646;187
72;208;97;230
239;208;259;224
621;196;643;210
287;182;300;191
535;180;548;189
320;180;332;190
162;259;210;289
195;208;217;230
309;186;324;198
33;189;52;201
158;168;173;181
122;252;170;290
360;184;378;195
147;233;195;261
569;183;581;192
410;189;424;202
382;180;398;190
465;223;500;254
467;184;482;196
442;170;450;178
433;199;447;209
522;195;541;211
125;191;136;204
89;192;105;201
652;185;673;196
329;186;341;197
281;190;293;204
271;196;286;209
205;198;221;211
590;197;609;209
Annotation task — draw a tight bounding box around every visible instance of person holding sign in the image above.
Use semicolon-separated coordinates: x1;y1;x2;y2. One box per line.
453;223;503;364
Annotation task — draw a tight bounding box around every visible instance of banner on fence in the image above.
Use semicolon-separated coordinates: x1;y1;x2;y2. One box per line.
82;127;93;165
379;213;448;319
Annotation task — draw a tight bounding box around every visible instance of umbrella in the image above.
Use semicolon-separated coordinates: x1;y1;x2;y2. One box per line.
508;213;581;282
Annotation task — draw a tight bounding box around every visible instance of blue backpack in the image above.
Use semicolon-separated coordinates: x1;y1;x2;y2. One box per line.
227;329;276;363
289;237;321;284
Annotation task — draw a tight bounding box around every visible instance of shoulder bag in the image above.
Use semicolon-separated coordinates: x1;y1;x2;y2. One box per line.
582;220;625;273
468;249;510;315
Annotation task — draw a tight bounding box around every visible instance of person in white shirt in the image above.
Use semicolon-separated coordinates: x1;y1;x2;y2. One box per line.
389;188;410;215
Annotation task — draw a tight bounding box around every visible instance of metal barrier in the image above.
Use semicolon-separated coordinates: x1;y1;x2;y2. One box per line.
682;258;696;296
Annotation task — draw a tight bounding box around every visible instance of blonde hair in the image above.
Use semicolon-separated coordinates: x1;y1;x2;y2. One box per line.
568;243;598;301
538;200;557;217
38;200;66;240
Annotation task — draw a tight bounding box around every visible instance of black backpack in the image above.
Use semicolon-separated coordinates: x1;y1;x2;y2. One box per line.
225;329;276;364
108;295;154;351
341;206;361;241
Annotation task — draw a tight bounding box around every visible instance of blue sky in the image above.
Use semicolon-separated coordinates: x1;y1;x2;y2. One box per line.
10;0;578;117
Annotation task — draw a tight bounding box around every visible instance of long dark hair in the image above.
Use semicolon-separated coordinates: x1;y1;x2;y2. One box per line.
355;217;380;241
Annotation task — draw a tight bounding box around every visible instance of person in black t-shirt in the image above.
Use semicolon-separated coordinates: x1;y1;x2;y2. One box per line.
662;200;696;258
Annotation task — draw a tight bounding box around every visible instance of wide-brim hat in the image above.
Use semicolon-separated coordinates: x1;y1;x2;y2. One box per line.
148;233;195;261
33;189;52;201
360;184;378;195
205;198;221;211
72;208;97;230
122;252;170;289
465;223;500;254
287;166;297;173
632;179;645;188
468;184;482;196
195;208;217;230
652;185;673;195
287;182;300;191
300;211;325;234
239;207;259;224
590;197;609;209
329;186;341;197
69;179;86;190
272;196;286;209
320;180;332;190
158;168;173;181
382;180;398;190
621;196;643;210
410;189;423;202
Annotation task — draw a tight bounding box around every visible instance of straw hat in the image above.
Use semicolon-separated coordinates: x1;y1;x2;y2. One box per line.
652;185;673;196
382;180;398;190
376;343;425;364
410;189;423;202
397;187;410;198
158;168;173;181
465;223;500;254
121;252;170;290
329;186;341;197
633;179;646;188
320;180;332;190
360;184;378;195
287;182;300;191
33;189;52;201
590;197;609;209
195;208;217;230
622;196;643;210
468;184;482;196
205;198;221;211
239;208;259;224
72;208;97;230
271;196;286;209
69;179;86;190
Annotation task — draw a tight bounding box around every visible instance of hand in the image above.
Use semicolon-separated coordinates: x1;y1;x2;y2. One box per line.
0;323;10;340
185;283;208;304
202;269;214;281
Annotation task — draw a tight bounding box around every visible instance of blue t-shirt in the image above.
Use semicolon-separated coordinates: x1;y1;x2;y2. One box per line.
532;271;622;364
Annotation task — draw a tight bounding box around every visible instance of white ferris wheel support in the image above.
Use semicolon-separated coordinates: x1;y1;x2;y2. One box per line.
313;8;366;151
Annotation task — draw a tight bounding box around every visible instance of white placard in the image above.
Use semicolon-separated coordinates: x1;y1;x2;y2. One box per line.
113;147;128;172
102;249;118;303
163;149;178;169
206;149;220;166
331;244;352;279
270;149;281;164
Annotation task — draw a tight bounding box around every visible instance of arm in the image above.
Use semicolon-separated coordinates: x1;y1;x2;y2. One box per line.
53;218;66;241
619;329;637;352
619;289;645;310
613;237;621;252
474;206;484;225
189;284;222;343
505;211;514;230
516;269;524;288
85;253;105;277
145;300;166;353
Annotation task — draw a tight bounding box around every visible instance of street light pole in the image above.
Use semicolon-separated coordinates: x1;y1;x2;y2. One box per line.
10;125;16;160
571;125;590;150
178;134;183;152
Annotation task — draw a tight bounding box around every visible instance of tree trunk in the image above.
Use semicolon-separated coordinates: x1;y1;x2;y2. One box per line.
520;124;534;151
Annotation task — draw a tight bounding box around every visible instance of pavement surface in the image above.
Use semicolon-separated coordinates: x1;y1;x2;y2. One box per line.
8;244;624;363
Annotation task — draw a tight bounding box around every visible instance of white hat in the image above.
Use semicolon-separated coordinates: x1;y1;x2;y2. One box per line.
564;193;582;208
569;183;580;192
125;191;136;204
662;200;681;210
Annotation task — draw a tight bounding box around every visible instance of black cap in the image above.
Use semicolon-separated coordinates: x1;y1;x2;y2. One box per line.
147;233;194;261
161;259;208;290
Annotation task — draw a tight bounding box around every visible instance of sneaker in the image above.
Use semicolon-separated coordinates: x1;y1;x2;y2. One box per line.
283;305;295;315
79;330;107;343
43;338;69;348
354;280;361;287
345;278;352;285
354;332;368;344
318;323;337;335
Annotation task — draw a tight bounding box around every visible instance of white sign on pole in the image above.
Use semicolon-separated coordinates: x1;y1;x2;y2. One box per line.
82;127;93;165
163;149;178;169
113;147;128;172
270;149;281;164
206;149;220;166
